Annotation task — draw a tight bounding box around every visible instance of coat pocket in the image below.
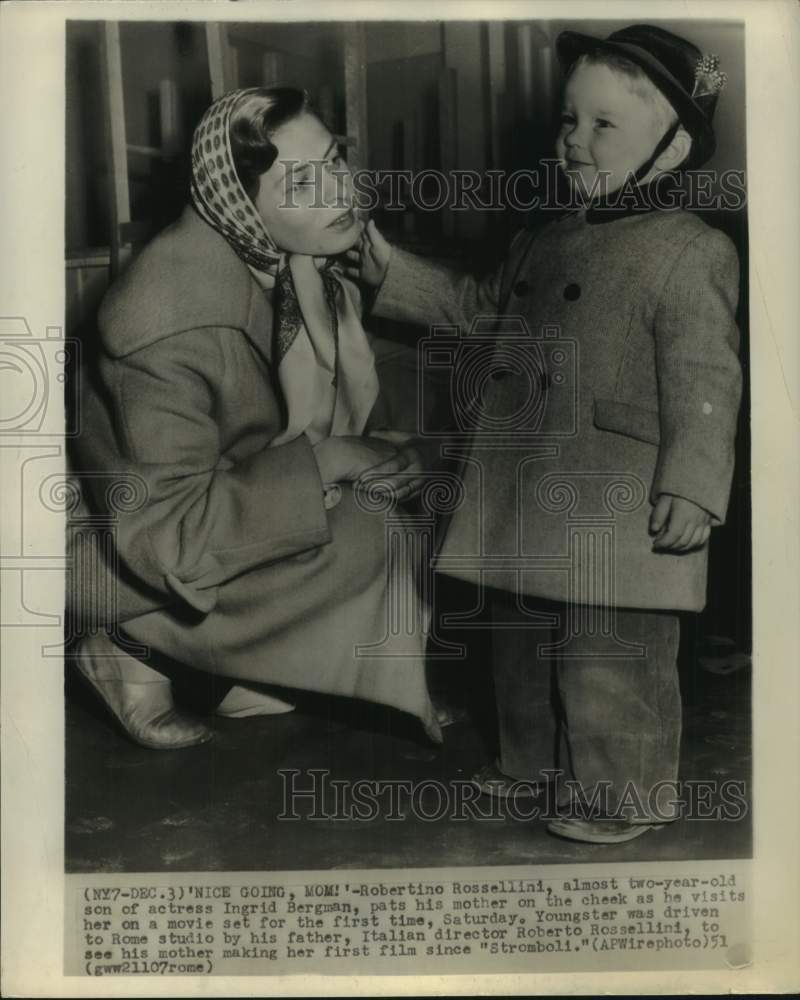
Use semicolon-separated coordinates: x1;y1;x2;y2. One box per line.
593;398;661;446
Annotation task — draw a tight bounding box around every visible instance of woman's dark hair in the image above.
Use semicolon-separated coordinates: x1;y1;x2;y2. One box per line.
229;87;311;199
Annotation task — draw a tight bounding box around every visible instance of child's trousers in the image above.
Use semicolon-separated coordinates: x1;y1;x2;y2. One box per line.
492;594;682;820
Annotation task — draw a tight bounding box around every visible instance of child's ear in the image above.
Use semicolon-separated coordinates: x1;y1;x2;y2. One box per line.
656;126;693;172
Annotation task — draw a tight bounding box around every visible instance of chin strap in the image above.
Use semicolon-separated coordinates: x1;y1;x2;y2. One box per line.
633;119;682;184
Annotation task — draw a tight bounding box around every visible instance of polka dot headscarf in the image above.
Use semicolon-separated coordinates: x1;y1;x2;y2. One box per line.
190;88;284;274
187;88;380;445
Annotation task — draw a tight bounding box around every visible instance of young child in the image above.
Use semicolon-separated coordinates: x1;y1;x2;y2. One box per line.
351;24;743;843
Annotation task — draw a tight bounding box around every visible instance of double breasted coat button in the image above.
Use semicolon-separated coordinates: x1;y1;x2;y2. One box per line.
563;282;581;300
513;280;530;297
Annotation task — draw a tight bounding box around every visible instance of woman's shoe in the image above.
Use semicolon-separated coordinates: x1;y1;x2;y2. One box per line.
75;634;214;750
546;817;667;844
215;684;295;718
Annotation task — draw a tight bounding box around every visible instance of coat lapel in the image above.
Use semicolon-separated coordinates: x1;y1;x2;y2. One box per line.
99;205;276;364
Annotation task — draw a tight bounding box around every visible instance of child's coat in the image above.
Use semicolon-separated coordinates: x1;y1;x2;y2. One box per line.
375;206;742;611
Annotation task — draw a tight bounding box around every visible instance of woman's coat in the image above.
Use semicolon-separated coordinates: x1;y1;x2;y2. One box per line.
71;205;438;736
374;205;742;612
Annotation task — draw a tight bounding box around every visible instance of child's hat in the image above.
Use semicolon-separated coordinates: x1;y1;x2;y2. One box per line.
556;24;727;167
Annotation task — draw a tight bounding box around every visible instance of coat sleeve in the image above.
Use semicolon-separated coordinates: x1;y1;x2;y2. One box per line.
99;329;331;614
372;239;521;331
651;228;743;523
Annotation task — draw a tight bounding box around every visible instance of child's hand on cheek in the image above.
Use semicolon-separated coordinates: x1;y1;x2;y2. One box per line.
344;219;392;288
649;494;713;552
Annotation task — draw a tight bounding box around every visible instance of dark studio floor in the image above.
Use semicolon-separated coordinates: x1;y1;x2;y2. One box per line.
65;611;752;873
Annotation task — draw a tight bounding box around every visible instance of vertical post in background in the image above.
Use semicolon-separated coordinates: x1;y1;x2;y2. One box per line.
205;22;235;99
442;22;487;240
511;22;554;173
516;22;534;110
99;22;132;279
402;113;418;236
533;22;555;135
343;22;368;174
262;51;285;86
437;66;457;239
158;78;181;156
486;22;507;170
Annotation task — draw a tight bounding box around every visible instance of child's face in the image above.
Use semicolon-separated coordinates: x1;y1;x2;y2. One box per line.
556;61;667;196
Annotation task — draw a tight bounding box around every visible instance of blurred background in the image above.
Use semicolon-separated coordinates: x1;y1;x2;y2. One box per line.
66;19;746;260
65;15;750;660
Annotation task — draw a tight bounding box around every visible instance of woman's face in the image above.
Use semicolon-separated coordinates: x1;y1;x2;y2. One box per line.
253;112;359;256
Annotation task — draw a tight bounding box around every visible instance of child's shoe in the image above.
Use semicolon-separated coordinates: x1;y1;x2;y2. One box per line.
471;760;544;799
547;817;666;844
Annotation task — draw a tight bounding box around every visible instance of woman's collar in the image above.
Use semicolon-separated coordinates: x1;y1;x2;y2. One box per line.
247;253;334;291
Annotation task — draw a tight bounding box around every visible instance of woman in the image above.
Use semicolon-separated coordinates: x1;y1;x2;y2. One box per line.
72;87;440;749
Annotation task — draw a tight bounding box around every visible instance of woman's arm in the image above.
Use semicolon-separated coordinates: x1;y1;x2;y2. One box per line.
85;329;332;614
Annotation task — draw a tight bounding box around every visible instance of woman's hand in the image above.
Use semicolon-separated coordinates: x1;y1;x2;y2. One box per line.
313;435;398;485
343;219;392;289
649;494;713;552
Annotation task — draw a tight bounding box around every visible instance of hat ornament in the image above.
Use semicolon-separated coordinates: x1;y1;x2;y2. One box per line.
691;54;727;100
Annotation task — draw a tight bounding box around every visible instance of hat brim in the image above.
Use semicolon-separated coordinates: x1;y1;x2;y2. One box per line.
555;30;716;166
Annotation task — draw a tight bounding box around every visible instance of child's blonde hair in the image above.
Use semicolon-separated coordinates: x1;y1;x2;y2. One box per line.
569;52;679;134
